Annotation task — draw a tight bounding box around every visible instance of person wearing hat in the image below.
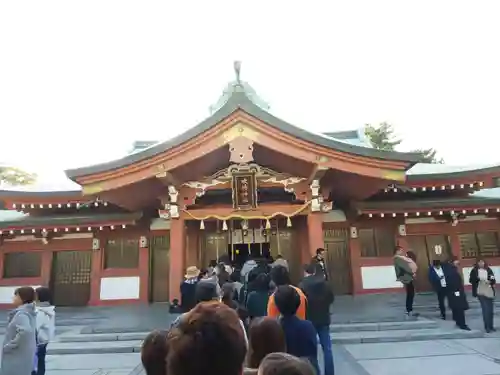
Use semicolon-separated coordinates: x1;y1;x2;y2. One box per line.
180;266;200;312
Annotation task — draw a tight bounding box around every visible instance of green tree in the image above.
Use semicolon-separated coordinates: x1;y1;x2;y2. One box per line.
365;123;444;164
364;122;402;151
409;148;444;164
0;165;36;186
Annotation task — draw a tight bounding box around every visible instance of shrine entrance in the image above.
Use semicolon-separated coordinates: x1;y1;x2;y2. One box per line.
199;218;301;282
230;243;271;269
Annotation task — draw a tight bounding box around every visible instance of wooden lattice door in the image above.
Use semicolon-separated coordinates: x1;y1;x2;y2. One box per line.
51;251;92;306
202;232;228;267
150;235;170;303
323;228;352;295
406;236;432;292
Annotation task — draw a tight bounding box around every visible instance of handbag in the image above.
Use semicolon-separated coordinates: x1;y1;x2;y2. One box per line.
477;281;495;299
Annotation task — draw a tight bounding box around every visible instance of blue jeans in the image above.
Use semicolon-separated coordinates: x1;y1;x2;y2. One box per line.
31;344;47;375
316;325;334;375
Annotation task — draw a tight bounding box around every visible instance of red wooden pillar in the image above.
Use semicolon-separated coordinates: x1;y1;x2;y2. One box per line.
306;214;324;257
169;218;186;303
349;235;363;295
40;251;53;286
89;245;103;306
449;228;462;261
138;240;150;303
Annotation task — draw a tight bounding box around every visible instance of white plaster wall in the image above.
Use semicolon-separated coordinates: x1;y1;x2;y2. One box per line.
361;266;403;290
100;277;140;300
462;266;500;286
0;286;41;304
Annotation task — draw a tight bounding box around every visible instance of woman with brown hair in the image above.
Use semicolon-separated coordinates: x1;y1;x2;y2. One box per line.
141;330;169;375
167;302;247;375
469;257;496;332
246;317;286;370
258;353;316;375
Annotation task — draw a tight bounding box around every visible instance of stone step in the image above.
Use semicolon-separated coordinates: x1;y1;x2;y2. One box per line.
59;319;439;343
51;326;484;354
331;327;483;344
58;332;149;343
81;325;172;334
47;340;143;355
329;319;438;332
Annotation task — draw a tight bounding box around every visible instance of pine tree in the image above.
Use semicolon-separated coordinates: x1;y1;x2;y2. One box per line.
364;123;444;163
0;165;36;186
409;148;444;164
364;122;402;151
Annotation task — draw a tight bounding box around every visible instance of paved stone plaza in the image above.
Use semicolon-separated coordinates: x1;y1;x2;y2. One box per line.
2;293;500;375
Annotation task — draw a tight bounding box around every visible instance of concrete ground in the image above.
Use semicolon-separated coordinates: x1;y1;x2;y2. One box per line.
3;292;500;375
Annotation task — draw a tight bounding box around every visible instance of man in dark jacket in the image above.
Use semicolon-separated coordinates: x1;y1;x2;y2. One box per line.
444;257;470;331
311;248;328;280
299;263;335;375
428;259;448;319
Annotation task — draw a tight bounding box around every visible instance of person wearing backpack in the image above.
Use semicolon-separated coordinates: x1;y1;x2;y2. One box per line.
32;287;55;375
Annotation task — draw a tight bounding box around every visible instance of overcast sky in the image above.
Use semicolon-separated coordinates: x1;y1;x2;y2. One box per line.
1;0;499;180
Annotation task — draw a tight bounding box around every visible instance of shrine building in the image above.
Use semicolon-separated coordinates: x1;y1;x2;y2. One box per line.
1;69;500;307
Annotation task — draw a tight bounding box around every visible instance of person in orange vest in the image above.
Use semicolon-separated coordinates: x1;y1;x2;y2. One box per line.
267;265;307;319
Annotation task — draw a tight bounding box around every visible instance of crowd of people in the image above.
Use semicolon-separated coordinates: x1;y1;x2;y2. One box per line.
394;246;496;332
2;245;497;375
164;247;334;375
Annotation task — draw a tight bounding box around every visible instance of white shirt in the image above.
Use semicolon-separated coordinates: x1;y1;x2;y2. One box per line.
434;267;446;287
478;268;488;281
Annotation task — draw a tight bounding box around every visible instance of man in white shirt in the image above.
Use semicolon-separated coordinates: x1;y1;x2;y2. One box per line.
428;259;448;319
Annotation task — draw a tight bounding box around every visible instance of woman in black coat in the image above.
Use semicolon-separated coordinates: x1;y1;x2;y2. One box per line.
469;258;496;332
444;257;470;331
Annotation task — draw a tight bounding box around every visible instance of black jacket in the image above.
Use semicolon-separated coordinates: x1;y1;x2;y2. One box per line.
299;275;334;328
444;264;469;311
469;266;496;297
180;280;198;312
311;256;328;280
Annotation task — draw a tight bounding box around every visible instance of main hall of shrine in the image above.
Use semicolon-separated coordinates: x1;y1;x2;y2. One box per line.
1;66;500;307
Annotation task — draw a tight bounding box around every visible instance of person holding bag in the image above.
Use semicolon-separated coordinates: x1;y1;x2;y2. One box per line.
469;258;496;333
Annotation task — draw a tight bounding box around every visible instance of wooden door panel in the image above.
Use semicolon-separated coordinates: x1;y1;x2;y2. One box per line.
425;235;451;262
151;248;170;302
203;232;228;266
323;228;351;295
407;236;432;292
150;235;170;303
51;251;92;306
276;230;301;285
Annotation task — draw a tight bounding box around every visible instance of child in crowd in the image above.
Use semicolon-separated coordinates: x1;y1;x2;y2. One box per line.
32;287;55;375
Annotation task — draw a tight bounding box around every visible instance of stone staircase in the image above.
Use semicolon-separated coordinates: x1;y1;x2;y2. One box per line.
47;317;483;355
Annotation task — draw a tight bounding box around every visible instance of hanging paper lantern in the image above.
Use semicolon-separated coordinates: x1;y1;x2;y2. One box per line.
200;220;205;230
265;219;271;229
222;220;228;231
286;216;292;227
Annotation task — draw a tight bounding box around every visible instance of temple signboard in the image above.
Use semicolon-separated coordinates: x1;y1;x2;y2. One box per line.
232;173;257;210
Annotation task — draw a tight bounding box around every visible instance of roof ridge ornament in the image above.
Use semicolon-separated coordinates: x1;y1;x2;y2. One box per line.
208;61;270;114
234;61;242;85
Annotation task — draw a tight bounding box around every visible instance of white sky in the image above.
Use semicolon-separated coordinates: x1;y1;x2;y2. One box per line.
1;0;499;180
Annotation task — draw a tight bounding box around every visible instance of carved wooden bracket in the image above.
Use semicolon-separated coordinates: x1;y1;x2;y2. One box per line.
182;180;226;199
229;137;254;164
158;185;180;219
287;180;310;201
309;179;333;213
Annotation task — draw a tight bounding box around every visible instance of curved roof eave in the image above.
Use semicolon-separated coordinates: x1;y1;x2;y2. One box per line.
407;163;500;181
0;190;82;198
65;91;423;180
